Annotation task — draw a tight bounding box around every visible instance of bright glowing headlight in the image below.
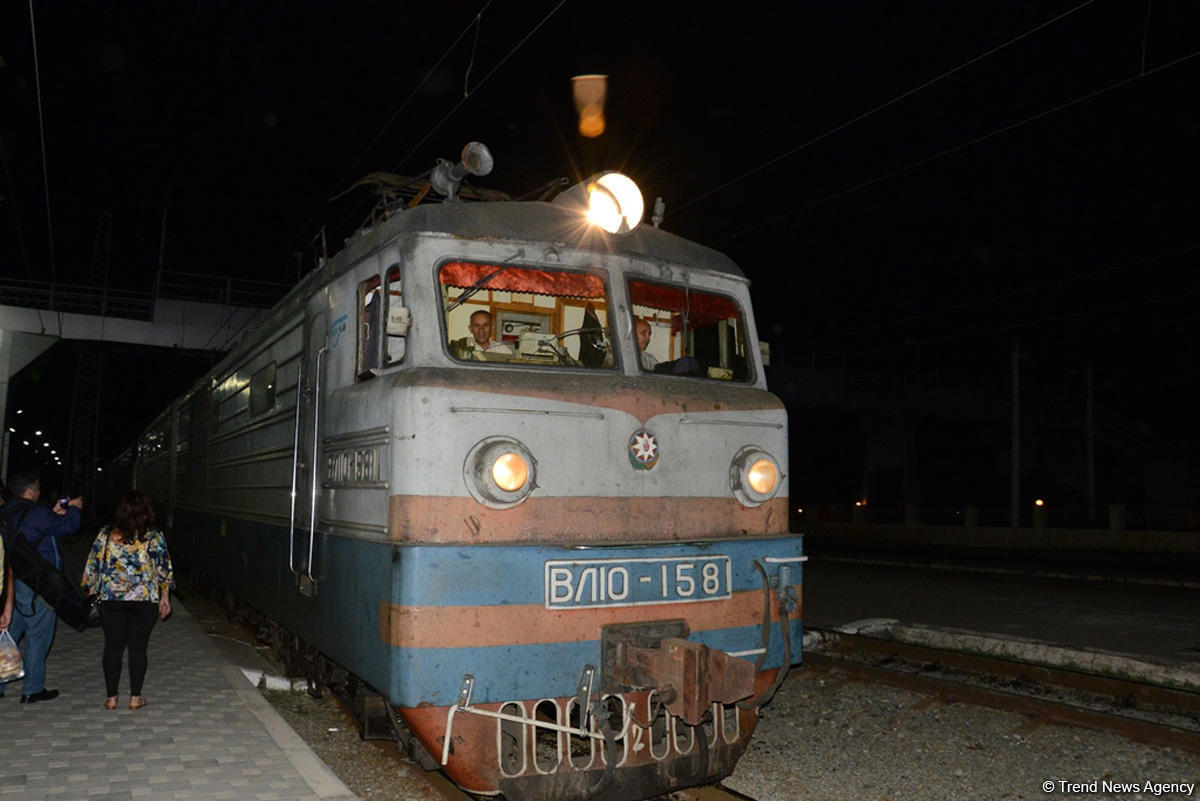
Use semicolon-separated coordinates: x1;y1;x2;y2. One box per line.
491;452;529;492
747;458;778;495
465;437;537;508
730;447;782;507
585;172;643;234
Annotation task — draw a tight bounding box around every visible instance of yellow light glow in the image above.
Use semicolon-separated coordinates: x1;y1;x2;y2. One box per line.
586;188;621;231
747;459;778;495
1034;498;1045;507
492;452;529;492
579;113;605;138
572;74;607;138
586;172;643;234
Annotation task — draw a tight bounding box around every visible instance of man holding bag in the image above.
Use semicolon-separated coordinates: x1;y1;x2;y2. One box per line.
0;471;83;703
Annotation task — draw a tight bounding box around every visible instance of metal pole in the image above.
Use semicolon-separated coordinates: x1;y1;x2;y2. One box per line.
1086;365;1095;523
1010;341;1020;528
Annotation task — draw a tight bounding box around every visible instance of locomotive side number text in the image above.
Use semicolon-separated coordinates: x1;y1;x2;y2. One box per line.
544;556;731;608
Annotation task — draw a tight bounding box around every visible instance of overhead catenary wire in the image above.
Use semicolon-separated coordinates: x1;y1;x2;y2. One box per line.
389;0;568;175
282;1;495;261
27;0;65;337
672;0;1096;217
713;46;1200;246
321;0;568;248
27;0;55;286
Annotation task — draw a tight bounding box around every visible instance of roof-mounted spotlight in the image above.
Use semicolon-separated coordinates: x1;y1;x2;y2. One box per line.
552;171;644;235
586;172;643;233
431;141;494;202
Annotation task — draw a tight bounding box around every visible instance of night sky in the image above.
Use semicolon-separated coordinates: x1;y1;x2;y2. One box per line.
2;2;1197;505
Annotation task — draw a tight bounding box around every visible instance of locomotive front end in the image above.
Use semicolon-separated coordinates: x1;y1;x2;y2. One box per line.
372;181;803;800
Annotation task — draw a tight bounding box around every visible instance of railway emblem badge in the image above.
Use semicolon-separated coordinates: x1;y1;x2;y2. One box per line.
628;428;659;470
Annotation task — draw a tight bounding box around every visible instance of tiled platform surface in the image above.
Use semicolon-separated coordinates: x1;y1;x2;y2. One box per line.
0;599;358;801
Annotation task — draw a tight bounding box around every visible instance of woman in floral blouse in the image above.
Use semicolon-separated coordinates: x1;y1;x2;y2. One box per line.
82;489;174;710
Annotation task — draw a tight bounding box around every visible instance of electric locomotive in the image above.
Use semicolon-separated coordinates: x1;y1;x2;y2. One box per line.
127;143;804;800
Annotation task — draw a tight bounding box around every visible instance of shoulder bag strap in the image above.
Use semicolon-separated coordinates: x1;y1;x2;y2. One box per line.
6;500;47;550
98;530;111;597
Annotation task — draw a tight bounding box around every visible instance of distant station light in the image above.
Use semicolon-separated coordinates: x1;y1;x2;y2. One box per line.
1034;498;1045;507
35;429;42;436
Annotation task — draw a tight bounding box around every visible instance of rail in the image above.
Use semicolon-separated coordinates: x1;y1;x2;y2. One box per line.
805;628;1200;753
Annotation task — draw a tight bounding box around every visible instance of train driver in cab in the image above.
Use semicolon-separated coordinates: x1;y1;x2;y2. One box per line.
452;309;514;359
636;317;658;371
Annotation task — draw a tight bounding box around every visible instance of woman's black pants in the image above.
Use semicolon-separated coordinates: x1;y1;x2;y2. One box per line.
100;601;159;696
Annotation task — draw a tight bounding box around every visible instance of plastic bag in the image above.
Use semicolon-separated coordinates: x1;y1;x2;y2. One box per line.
0;629;24;682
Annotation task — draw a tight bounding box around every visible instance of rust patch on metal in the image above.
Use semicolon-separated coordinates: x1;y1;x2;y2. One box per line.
389;495;789;543
377;588;802;649
614;638;756;725
391;366;784;426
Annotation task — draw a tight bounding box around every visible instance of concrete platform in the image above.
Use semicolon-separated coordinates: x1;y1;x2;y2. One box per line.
0;598;358;801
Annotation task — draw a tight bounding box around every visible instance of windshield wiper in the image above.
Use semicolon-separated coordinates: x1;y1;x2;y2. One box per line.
445;249;525;313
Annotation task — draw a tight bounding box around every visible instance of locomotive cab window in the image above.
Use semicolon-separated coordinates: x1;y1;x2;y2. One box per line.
384;264;408;365
628;278;752;381
439;261;612;368
357;274;383;380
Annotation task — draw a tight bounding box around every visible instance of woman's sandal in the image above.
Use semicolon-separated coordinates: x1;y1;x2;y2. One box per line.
128;696;147;710
103;697;117;710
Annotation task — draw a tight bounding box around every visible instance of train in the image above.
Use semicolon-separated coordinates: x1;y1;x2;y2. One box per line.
122;143;804;801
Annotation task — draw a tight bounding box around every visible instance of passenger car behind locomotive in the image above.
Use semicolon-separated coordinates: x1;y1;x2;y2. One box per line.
127;145;803;800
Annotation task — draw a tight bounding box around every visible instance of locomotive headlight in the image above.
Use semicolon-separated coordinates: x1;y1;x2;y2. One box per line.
491;452;529;492
730;447;781;507
585;172;643;234
465;437;537;508
747;458;778;495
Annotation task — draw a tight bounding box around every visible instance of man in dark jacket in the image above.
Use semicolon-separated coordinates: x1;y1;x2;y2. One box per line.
0;470;83;702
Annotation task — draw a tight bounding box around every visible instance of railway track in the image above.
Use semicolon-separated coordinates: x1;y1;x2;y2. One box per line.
805;627;1200;754
672;784;761;801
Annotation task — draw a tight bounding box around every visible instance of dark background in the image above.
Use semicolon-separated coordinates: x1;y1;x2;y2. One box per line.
2;2;1196;519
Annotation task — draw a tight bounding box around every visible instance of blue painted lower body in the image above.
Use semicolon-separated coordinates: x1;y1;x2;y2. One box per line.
171;509;803;709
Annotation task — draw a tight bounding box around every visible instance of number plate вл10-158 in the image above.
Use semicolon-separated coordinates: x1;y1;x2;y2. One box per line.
543;556;731;609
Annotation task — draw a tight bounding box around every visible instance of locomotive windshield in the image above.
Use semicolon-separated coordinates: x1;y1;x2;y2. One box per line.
440;261;613;368
629;277;752;382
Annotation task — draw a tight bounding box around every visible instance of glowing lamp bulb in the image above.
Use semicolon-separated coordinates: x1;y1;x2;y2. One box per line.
585;172;644;234
747;459;778;495
492;452;529;492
